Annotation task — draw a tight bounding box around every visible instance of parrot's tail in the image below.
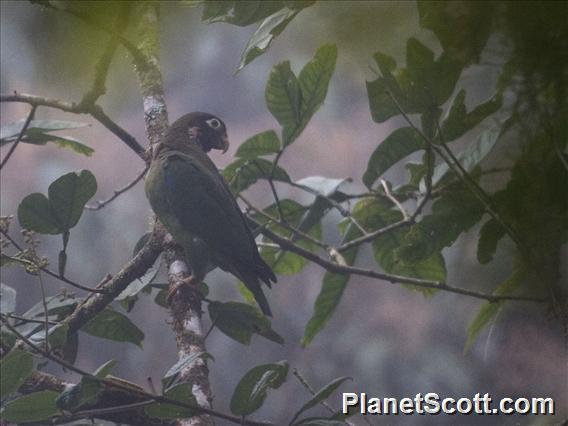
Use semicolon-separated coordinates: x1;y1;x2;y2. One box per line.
237;266;273;317
255;256;277;286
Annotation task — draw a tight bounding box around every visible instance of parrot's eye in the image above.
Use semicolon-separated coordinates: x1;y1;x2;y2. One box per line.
206;118;221;129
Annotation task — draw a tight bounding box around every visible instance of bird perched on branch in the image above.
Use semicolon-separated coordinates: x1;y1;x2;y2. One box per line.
145;112;275;316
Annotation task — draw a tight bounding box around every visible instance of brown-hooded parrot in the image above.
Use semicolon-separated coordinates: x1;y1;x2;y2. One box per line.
145;112;275;316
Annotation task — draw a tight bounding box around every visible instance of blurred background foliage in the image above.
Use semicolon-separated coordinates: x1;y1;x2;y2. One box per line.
1;1;567;424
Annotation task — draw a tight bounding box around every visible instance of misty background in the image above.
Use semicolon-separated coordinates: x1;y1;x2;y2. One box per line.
1;1;566;424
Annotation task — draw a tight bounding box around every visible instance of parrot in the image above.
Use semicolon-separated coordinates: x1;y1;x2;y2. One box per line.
145;112;276;316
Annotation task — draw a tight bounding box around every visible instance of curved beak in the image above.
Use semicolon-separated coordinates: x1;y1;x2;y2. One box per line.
220;132;229;154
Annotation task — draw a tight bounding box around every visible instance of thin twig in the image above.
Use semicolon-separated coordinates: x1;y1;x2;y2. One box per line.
37;272;50;352
85;166;149;210
5;313;58;326
253;217;546;303
380;179;409;220
1;229;108;294
292;369;355;426
239;194;328;250
1;93;146;158
0;105;37;169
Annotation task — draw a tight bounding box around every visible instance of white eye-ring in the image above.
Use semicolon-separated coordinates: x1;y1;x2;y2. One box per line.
206;118;221;129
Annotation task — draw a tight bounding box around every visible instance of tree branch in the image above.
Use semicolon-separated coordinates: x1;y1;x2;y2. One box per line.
0;104;36;169
1;93;146;157
85;166;148;210
252;217;546;303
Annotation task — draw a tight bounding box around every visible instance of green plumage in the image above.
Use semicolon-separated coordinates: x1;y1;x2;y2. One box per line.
145;112;275;315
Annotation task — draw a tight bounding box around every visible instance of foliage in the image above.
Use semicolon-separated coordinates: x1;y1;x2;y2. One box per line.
1;1;566;425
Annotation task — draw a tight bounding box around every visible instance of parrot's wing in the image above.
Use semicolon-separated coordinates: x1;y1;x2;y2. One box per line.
162;152;260;268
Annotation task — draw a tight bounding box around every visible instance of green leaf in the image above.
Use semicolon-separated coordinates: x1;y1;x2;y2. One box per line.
397;191;485;263
363;127;424;188
93;359;118;378
0;390;59;423
144;383;198;419
0;349;33;398
290;376;352;424
208;302;284;345
0;283;17;313
237;7;303;72
266;61;302;139
56;377;101;412
266;45;337;146
235;130;281;158
297;44;337;130
465;264;526;351
367;40;462;123
202;1;288;26
430;122;504;188
162;352;213;391
222;157;290;194
48;170;97;230
441;90;502;141
18;170;97;235
0;119;89;140
23;295;78;319
18;193;61;234
302;223;360;346
258;199;322;276
230;361;288;415
0;132;94;157
295;176;348;197
477;218;507;264
82;308;144;348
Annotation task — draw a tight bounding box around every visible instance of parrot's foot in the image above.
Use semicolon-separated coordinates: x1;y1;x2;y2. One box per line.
166;276;195;304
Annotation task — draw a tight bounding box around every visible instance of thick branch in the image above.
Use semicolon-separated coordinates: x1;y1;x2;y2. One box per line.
132;4;214;425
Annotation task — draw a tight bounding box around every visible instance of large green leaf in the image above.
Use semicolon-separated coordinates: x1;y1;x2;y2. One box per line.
290;376;352;424
257;199;322;276
477;218;507;264
430;126;502;189
237;7;303;72
0;390;59;423
302;223;361;347
208;302;283;345
441;90;502;142
363;127;424;189
266;45;337;146
465;264;526;351
0;119;89;140
367;39;462;123
352;198;446;285
235;130;281;159
417;1;494;66
0;349;33;398
18;193;61;234
55;376;102;412
18;170;97;234
201;1;289;26
222;157;290;194
397;191;485;264
48;170;97;230
230;361;288;415
82;307;144;348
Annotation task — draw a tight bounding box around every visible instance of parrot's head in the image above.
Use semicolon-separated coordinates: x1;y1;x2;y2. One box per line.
165;112;229;153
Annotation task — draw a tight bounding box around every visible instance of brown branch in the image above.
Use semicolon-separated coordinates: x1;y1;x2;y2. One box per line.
61;224;164;335
1;317;272;426
85;166;149;210
0;104;36;169
380;179;409;220
1;93;146;158
132;4;214;426
253;217;546;303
